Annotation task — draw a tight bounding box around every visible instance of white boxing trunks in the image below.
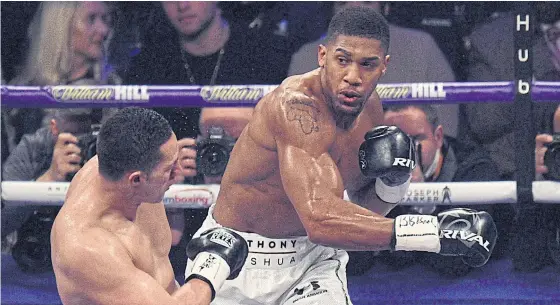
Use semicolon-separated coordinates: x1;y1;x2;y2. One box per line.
185;204;353;305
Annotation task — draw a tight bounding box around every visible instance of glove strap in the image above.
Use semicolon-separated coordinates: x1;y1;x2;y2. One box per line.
375;176;411;204
393;214;441;253
185;252;231;300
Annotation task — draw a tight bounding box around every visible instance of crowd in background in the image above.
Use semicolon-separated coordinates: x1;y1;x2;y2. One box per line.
1;1;559;278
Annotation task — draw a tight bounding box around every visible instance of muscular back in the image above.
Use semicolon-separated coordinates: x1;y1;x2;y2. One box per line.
51;159;176;305
213;69;384;238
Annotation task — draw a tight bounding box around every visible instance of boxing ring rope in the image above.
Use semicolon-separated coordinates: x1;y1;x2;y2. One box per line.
1;82;560;209
2;81;559;109
1;180;559;209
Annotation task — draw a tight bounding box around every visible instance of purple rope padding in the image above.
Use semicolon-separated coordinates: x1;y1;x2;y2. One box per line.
532;81;560;102
1;82;558;108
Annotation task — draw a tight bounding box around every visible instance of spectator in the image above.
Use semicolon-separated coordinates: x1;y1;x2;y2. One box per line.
535;105;560;270
288;1;459;137
198;107;254;184
2;109;96;232
123;1;293;280
535;106;560;180
384;105;499;184
146;106;251;279
220;2;329;54
459;4;560;272
460;5;560;180
1;109;98;271
156;107;254;282
381;104;501;276
124;1;292;141
2;1;119;163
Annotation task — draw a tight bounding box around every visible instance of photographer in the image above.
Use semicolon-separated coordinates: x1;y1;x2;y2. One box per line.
1;108;98;272
536;105;560;181
197;107;253;184
169;106;252;281
354;104;500;277
536;105;560;268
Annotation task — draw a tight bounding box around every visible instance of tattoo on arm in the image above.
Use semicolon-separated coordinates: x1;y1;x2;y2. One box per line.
285;100;320;134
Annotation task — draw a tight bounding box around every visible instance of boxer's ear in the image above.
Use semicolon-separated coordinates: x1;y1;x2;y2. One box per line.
382;55;390;75
318;44;327;67
129;171;144;186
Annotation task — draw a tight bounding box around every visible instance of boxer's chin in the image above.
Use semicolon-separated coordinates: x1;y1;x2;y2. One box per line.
333;98;362;116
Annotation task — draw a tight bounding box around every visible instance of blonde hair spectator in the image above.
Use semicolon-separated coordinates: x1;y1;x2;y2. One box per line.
10;1;115;86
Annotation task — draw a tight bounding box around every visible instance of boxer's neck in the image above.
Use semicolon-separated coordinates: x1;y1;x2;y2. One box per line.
180;16;230;57
98;179;140;221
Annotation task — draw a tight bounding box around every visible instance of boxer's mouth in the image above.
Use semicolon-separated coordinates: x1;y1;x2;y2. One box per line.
339;90;361;104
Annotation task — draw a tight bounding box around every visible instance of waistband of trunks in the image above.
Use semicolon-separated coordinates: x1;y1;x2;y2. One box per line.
205;204;321;269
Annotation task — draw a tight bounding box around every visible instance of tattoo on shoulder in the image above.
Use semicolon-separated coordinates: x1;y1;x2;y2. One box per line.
284;99;320;135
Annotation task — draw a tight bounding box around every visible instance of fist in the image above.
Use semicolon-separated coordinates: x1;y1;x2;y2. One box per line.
185;228;249;299
438;208;497;267
359;125;416;186
187;228;249;280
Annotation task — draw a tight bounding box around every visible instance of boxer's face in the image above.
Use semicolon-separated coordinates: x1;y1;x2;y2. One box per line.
142;133;179;202
162;1;218;37
318;34;388;117
384;107;443;176
72;2;112;61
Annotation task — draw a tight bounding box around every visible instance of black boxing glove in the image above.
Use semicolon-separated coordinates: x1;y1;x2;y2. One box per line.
437;208;497;267
359;125;416;203
185;228;249;299
391;208;497;267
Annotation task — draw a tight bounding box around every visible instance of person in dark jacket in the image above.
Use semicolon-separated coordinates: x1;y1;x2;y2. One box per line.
2;109;96;239
122;2;294;281
346;104;501;277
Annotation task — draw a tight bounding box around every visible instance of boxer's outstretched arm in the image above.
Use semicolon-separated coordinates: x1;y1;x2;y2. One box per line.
272;97;394;251
55;230;211;305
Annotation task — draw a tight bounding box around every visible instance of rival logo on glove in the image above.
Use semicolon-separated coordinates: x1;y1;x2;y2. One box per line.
392;158;415;169
209;229;236;248
440;230;490;252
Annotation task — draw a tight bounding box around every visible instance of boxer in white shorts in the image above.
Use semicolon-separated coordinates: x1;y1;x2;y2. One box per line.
186;204;351;304
186;6;497;304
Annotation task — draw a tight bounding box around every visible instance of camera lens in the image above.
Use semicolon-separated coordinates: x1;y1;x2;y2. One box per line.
197;143;230;177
